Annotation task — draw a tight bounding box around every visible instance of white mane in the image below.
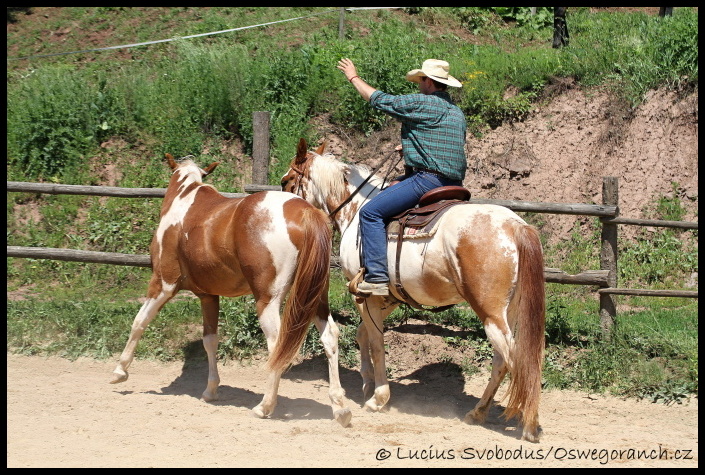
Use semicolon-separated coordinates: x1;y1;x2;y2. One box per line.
174;159;201;179
309;152;385;205
173;159;216;190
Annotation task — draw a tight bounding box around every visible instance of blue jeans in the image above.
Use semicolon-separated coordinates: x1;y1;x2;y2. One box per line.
359;171;462;283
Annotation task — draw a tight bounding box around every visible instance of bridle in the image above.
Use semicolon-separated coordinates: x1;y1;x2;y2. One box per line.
288;156;311;199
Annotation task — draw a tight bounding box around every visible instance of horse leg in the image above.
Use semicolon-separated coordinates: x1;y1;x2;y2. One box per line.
464;321;513;425
464;349;508;425
356;321;375;402
356;296;394;412
110;281;176;383
313;311;352;427
252;298;283;419
199;294;220;402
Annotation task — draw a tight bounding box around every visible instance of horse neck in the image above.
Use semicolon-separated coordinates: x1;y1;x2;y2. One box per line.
307;155;382;232
330;173;381;234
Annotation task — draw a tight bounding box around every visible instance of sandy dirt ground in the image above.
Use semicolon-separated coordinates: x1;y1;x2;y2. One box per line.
7;352;698;468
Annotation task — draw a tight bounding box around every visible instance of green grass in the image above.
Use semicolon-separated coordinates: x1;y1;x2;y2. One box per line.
541;294;697;404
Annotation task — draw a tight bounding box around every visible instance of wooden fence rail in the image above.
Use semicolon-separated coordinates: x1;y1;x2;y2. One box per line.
5;245;616;287
9;180;697;229
7;175;698;338
7;181;246;199
7;245;152;267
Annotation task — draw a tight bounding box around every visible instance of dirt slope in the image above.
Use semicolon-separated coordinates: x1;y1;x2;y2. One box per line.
465;87;698;243
322;85;698;246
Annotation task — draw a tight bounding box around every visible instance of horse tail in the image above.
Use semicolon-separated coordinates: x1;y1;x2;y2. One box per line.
504;224;545;433
266;206;332;373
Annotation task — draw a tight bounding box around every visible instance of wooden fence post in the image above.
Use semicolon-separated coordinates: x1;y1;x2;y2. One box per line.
600;177;619;338
338;7;346;39
552;7;569;49
251;111;270;185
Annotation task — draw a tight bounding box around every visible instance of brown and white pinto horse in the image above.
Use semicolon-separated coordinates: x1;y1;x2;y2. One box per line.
281;139;546;441
111;154;351;427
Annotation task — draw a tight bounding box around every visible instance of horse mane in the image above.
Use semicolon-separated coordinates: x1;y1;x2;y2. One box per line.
309;152;385;204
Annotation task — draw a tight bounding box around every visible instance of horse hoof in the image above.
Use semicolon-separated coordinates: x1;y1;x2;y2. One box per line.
362;384;375;402
463;410;486;425
252;405;271;419
334;408;352;427
110;370;128;384
522;425;542;443
364;400;381;412
201;391;218;403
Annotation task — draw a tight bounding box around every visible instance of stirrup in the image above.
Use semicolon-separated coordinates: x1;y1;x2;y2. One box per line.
347;268;365;295
356;281;389;296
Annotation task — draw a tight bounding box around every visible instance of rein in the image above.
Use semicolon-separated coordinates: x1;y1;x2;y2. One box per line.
327;148;401;219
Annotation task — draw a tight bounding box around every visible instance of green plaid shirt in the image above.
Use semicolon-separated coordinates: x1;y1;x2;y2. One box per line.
370;90;467;181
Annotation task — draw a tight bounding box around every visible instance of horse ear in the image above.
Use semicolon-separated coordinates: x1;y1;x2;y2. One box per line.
165;153;178;170
203;162;220;176
295;138;308;165
315;140;327;156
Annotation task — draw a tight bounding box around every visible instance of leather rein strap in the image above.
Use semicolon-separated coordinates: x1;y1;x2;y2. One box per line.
290;159;310;198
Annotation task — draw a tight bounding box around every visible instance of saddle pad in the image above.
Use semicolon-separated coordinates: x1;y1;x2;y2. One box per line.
387;200;462;240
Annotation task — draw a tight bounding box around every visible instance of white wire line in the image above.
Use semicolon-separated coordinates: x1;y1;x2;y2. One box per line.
7;7;403;62
8;8;336;61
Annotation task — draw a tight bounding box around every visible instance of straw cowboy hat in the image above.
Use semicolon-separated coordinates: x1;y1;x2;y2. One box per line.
406;59;462;88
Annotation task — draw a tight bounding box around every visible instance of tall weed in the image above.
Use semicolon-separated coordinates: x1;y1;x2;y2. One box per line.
7;66;125;181
619;188;698;286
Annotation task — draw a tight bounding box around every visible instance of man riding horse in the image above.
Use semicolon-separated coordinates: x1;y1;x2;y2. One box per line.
337;58;467;297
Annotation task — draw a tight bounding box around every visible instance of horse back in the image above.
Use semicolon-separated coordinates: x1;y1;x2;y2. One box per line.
153;189;306;297
389;203;527;306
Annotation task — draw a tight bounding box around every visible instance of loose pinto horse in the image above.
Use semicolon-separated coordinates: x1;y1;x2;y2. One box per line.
111;154;351;427
281;139;546;441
